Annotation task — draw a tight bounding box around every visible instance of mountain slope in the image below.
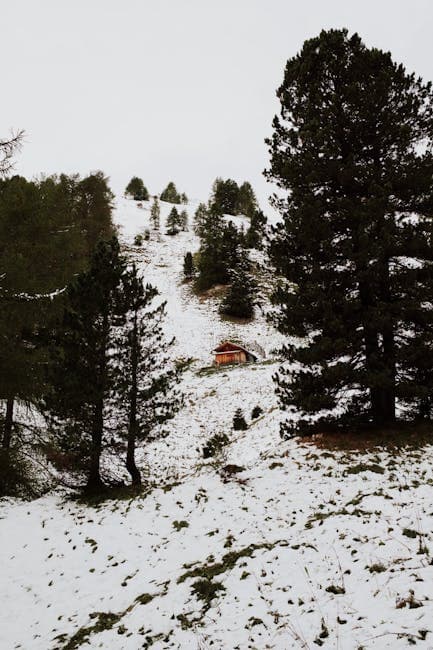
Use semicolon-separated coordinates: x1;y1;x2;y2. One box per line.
1;198;433;649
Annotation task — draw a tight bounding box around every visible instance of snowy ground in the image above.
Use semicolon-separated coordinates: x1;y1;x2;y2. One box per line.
1;198;433;649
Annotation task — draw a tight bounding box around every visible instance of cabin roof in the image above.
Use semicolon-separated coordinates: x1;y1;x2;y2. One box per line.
213;341;257;359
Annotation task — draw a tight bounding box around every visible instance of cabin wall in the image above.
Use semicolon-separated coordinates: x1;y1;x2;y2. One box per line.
215;351;247;365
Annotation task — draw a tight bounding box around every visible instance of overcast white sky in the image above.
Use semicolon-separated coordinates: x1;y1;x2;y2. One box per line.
2;0;433;208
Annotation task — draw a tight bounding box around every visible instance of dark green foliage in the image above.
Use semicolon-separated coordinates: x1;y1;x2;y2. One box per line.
134;234;143;247
246;209;267;249
233;408;248;430
219;247;256;319
193;202;208;237
196;208;242;290
251;405;263;419
191;579;226;607
125;177;149;201
266;29;433;434
179;209;188;231
160;181;183;204
211;178;240;215
112;264;182;485
210;178;258;218
45;238;125;493
0;172;114;455
202;432;229;458
237;181;257;217
166;206;181;235
183;252;195;279
0;448;36;498
150;197;160;230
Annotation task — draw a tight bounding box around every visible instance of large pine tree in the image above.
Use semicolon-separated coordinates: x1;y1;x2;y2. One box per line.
45;238;125;492
266;29;433;434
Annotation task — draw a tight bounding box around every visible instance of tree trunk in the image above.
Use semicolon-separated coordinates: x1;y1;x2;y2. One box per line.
86;399;104;493
2;397;14;450
380;256;396;424
126;309;141;487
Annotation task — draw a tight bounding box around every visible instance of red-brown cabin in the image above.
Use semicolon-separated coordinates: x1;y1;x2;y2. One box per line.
213;341;257;366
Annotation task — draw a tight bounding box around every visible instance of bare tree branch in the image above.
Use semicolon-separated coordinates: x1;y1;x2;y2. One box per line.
0;129;25;177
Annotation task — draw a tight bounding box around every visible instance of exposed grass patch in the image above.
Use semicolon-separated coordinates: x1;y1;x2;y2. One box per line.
346;463;385;475
177;540;287;584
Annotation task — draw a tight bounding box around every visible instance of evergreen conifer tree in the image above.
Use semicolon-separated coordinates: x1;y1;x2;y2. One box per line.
237;181;257;217
166;206;181;235
179;209;188;231
150;197;160;230
196;208;243;290
211;178;239;215
0;173;115;460
246;209;267;249
266;29;433;434
183;252;195;279
219;247;256;319
113;264;182;486
125;177;149;201
160;182;181;204
45;238;125;492
193;202;208;237
233;408;248;430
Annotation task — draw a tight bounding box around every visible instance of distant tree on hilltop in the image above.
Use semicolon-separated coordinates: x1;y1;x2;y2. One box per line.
160;182;185;204
125;177;149;201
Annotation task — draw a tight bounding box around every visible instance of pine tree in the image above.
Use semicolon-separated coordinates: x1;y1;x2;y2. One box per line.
233;408;248;430
219;247;256;319
266;29;433;434
45;238;125;493
113;264;182;486
196;208;242;291
246;209;267;249
211;178;239;215
166;206;181;235
179;209;188;231
180;192;188;204
125;177;149;201
160;182;181;204
150;197;160;230
193;202;208;237
236;181;257;217
183;252;195;279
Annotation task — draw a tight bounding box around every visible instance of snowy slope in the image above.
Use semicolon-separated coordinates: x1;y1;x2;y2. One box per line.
1;198;433;650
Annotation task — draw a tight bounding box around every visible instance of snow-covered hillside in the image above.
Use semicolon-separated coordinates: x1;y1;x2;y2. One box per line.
1;198;433;649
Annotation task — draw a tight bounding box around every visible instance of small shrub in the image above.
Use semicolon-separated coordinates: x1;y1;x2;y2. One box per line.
0;449;37;498
144;229;150;241
134;234;143;246
172;520;189;531
368;562;387;574
233;408;248;431
251;405;263;419
203;433;229;458
325;584;345;594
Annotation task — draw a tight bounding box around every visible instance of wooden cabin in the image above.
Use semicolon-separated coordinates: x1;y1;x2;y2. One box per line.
213;341;257;366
